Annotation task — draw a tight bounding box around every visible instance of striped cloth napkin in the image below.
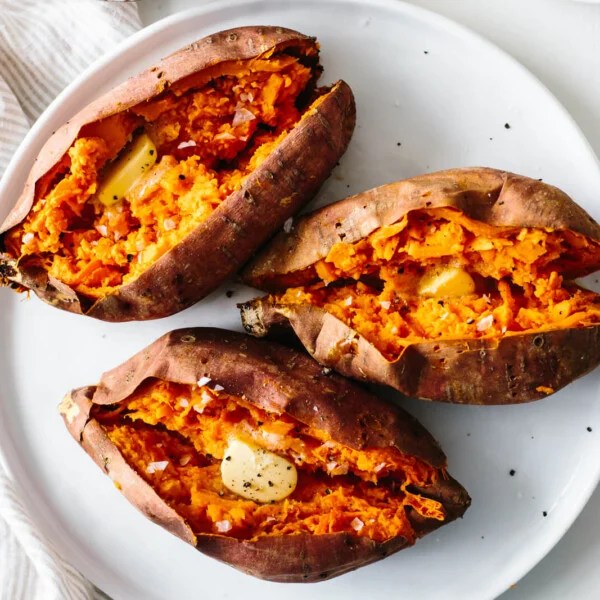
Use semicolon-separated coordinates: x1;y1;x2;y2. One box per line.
0;2;141;598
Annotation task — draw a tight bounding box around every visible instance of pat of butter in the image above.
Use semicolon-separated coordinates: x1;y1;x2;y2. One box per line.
97;133;157;206
418;266;475;298
221;438;297;503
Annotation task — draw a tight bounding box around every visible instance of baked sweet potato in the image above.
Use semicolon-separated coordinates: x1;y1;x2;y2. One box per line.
240;168;600;405
0;26;355;321
59;328;469;582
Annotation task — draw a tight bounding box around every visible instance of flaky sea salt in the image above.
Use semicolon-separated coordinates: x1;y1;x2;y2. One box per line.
232;107;255;126
216;520;232;533
351;518;364;532
476;314;494;332
146;461;168;474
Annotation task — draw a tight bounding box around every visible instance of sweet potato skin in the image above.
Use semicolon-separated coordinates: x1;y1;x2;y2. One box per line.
59;328;469;582
240;168;600;405
0;26;356;321
240;299;600;405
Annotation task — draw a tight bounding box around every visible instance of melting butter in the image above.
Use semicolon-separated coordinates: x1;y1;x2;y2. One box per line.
221;438;297;503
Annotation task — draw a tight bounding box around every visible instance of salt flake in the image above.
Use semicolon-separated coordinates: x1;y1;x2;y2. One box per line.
216;520;232;533
476;314;494;332
351;517;364;532
146;461;168;474
232;107;255;127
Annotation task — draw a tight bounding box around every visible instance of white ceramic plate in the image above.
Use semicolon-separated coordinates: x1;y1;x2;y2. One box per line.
1;1;599;599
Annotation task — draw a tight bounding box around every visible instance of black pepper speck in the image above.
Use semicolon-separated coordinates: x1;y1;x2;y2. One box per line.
509;469;516;476
543;511;548;517
587;426;593;432
504;123;511;129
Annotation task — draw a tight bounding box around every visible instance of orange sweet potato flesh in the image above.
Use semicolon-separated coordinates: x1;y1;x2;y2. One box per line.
240;168;600;405
60;328;469;582
0;27;355;321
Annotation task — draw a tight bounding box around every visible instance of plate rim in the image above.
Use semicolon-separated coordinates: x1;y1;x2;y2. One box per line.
0;1;599;598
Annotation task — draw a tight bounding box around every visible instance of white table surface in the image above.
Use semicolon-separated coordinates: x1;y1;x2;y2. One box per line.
135;1;600;598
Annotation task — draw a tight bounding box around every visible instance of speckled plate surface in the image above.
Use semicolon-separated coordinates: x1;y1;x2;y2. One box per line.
0;1;599;599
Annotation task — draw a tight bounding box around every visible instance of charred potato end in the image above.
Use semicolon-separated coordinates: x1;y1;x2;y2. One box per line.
240;168;600;405
60;328;469;582
1;26;355;321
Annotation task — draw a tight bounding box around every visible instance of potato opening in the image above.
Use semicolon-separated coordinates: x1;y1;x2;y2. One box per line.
92;379;445;542
271;207;600;360
4;45;325;300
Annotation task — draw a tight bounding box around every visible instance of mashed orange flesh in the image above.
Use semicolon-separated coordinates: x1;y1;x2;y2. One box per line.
5;52;317;299
93;379;445;542
274;208;600;360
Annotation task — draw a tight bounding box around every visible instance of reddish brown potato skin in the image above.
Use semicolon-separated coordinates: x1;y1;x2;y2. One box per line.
240;299;600;405
60;328;470;582
0;27;356;321
240;168;600;405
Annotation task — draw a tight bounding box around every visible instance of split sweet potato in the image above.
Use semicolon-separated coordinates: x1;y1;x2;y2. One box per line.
59;328;469;582
0;26;355;321
240;168;600;405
